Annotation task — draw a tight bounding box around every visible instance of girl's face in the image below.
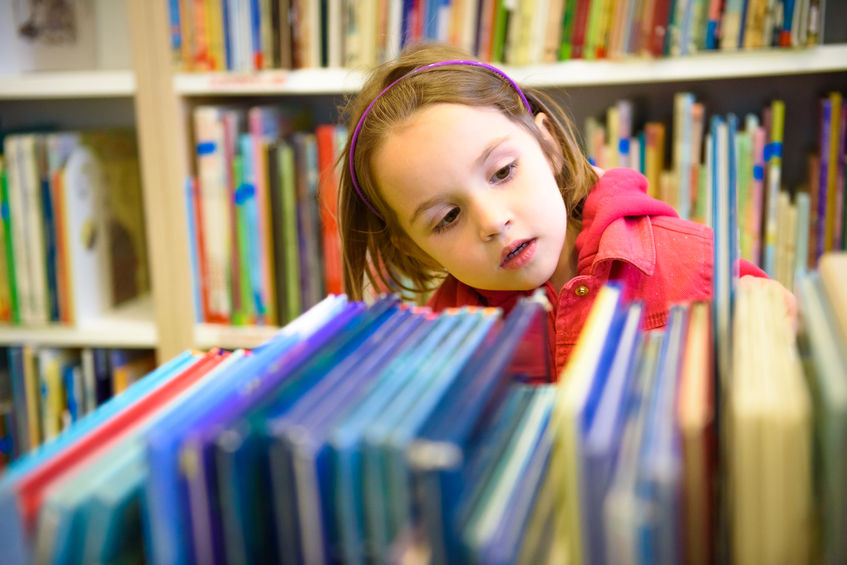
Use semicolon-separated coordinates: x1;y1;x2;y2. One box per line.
373;103;570;292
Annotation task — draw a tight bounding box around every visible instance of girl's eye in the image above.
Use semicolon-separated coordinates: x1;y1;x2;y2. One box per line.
433;207;460;233
491;162;516;183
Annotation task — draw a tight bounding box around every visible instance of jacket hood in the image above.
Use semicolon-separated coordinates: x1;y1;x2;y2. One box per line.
574;168;678;274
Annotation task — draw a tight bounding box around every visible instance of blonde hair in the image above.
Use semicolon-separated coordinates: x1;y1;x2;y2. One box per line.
338;43;598;301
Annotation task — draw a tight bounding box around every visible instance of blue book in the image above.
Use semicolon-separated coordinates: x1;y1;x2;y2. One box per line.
329;311;465;565
210;296;399;565
603;331;663;564
635;305;688;565
461;386;556;563
177;300;365;564
581;302;645;565
143;295;348;565
0;351;199;565
185;177;204;322
266;307;428;565
409;296;550;564
363;309;500;561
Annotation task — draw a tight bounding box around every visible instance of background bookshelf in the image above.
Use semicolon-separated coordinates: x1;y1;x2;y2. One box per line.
0;1;167;364
3;1;836;359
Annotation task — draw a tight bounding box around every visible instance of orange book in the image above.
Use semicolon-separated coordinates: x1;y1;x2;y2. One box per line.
50;169;71;324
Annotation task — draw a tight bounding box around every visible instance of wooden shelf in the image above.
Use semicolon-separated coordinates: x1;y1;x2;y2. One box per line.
194;323;282;350
0;295;157;348
0;70;136;99
172;44;847;96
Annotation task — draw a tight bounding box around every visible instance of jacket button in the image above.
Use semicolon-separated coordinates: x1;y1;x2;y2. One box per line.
575;285;590;297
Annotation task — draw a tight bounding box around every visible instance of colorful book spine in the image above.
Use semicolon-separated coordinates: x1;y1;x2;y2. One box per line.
763;100;785;277
825;92;843;253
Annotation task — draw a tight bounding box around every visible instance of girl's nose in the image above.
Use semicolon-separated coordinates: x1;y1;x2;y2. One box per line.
474;198;511;241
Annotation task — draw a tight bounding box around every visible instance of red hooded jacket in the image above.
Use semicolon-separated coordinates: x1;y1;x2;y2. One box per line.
427;168;766;381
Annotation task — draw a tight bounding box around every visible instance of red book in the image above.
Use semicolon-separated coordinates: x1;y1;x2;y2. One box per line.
571;0;593;59
16;350;228;534
316;125;343;296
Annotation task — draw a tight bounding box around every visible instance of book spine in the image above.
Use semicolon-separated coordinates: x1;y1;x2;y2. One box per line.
194;107;232;323
793;191;810;283
763;100;784;277
0;159;17;323
185;177;205;322
816;97;831;263
168;0;184;67
825;92;842;252
21;136;50;324
316;125;343;295
8;346;29;455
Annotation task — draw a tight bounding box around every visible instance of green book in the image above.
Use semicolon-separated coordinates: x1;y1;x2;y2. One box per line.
233;154;253;326
559;0;577;60
491;1;510;63
0;159;18;323
278;143;301;323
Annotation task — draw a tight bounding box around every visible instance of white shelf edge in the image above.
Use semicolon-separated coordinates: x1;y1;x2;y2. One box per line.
0;70;136;99
0;295;157;348
194;323;282;350
174;67;365;95
172;45;847;96
507;44;847;87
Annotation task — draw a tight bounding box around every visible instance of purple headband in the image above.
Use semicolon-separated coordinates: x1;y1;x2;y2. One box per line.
348;60;533;220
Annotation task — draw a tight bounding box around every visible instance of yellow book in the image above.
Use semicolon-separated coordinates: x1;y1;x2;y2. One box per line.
23;345;42;449
730;277;812;565
819;252;847;341
205;0;226;70
551;283;623;565
677;302;714;565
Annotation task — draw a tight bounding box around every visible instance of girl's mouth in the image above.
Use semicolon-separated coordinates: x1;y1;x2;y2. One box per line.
500;239;536;269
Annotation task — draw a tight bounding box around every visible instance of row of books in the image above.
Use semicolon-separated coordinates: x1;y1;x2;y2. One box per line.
585;91;847;287
0;346;157;468
0;249;844;565
188;104;345;326
0;131;150;327
168;0;826;73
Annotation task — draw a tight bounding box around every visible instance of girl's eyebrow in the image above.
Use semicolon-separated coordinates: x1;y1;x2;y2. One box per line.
476;136;508;168
409;135;509;226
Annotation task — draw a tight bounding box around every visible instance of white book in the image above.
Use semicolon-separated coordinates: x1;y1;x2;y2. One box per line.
61;139;113;325
15;134;50;324
193;106;232;322
327;0;344;67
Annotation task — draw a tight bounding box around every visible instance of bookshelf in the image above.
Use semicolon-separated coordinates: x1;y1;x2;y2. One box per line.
120;2;847;359
0;0;166;360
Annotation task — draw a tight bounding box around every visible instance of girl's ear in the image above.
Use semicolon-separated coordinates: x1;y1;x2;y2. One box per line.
533;112;564;171
534;112;557;146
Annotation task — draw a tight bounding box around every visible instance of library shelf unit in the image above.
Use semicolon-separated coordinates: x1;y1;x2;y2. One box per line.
127;1;847;356
0;0;168;360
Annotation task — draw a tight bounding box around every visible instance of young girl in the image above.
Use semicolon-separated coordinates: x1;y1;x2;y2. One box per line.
338;43;787;379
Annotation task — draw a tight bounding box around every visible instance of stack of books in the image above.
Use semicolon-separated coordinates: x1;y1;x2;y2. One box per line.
1;254;845;564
